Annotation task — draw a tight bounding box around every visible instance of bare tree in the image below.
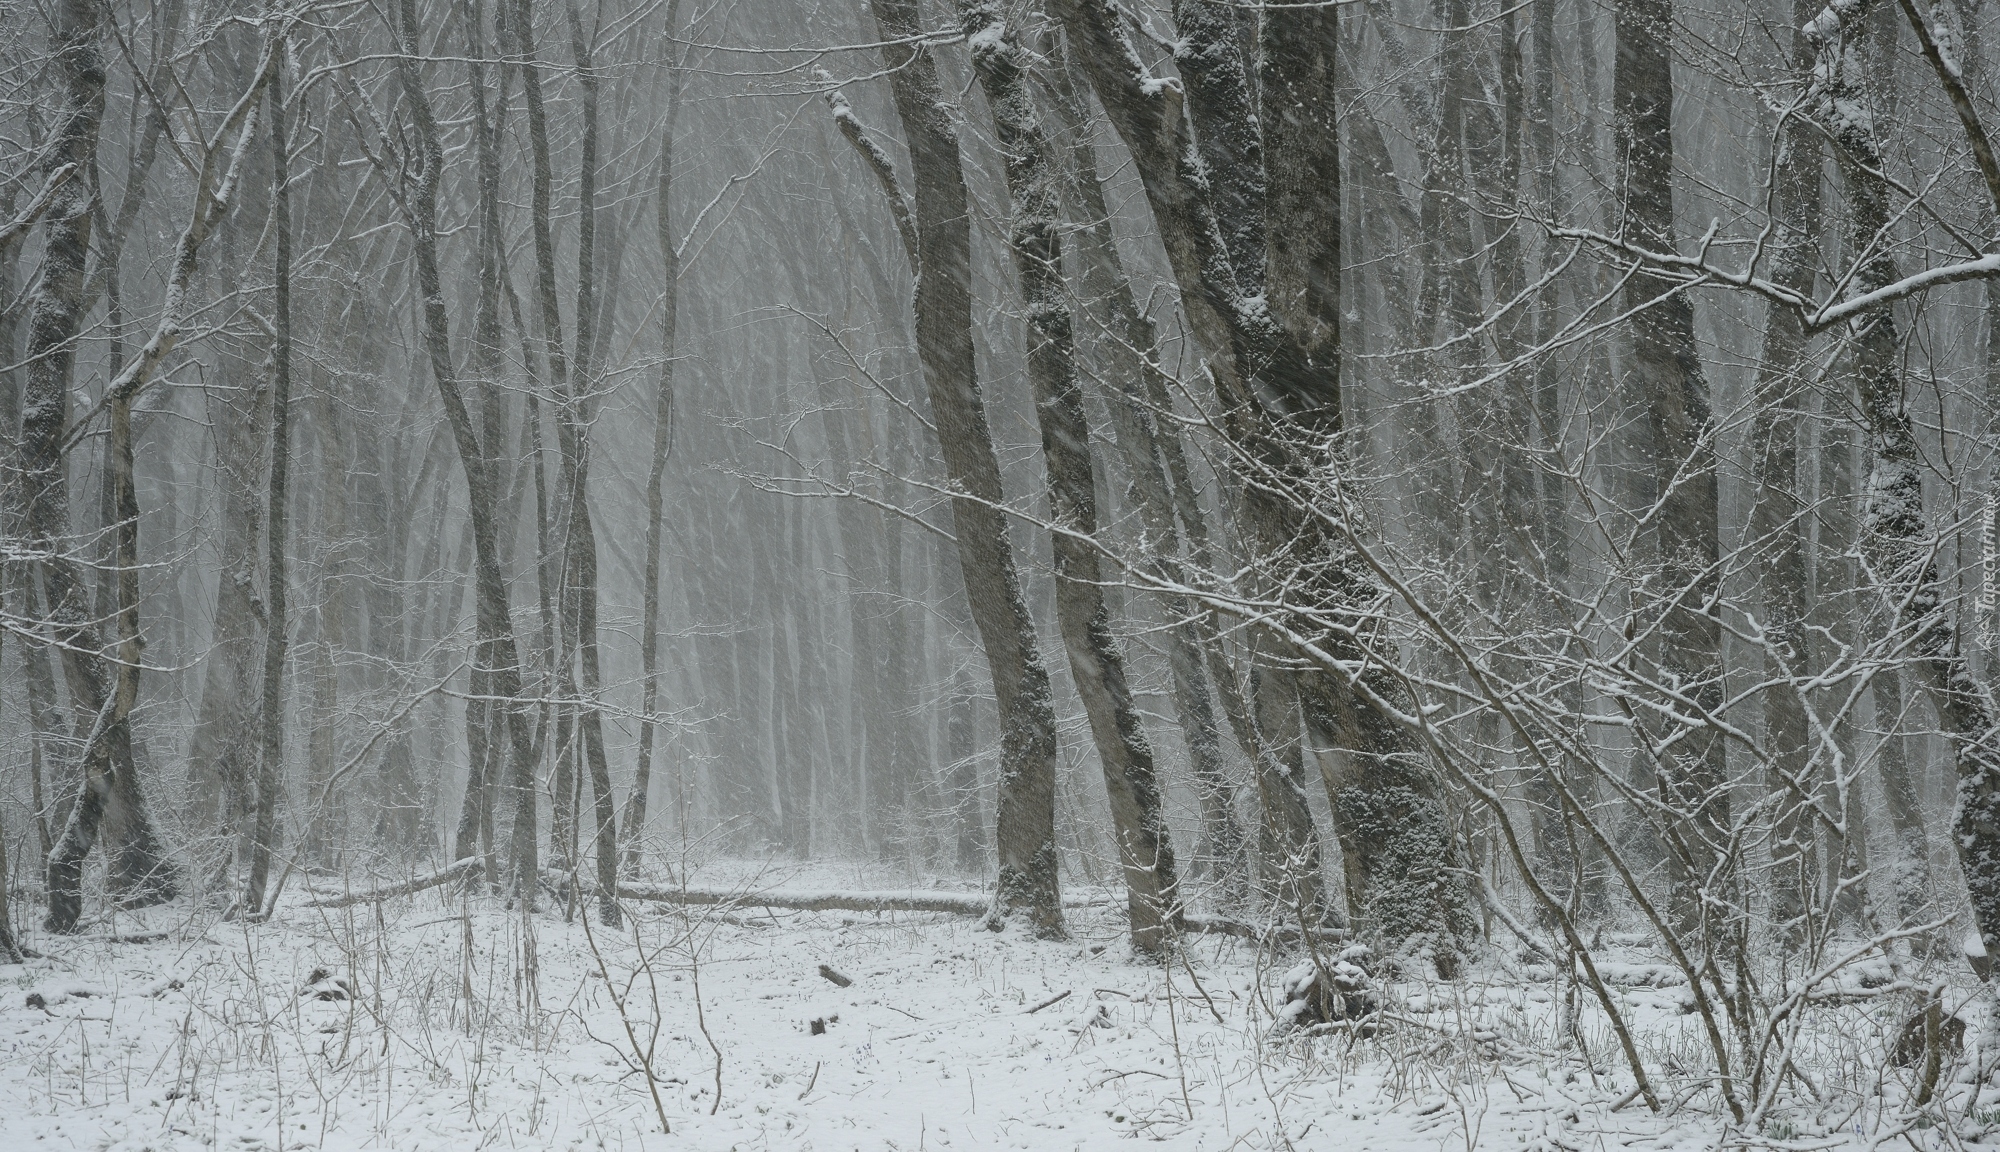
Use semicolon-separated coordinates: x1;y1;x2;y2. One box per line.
867;0;1065;937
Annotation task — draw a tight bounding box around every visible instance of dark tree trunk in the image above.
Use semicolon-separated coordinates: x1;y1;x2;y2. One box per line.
1615;0;1728;933
387;0;540;901
33;0;175;932
558;0;621;928
869;0;1064;938
1053;0;1472;964
1747;12;1822;938
454;0;511;885
1805;2;1997;952
244;66;293;918
960;1;1181;956
1047;52;1249;906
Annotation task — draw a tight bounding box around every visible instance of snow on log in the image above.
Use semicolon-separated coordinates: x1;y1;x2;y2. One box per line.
307;858;481;908
614;883;1015;916
609;883;1330;943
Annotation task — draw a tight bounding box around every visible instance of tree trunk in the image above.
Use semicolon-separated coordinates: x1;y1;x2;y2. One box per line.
555;0;620;927
0;618;17;961
1801;0;1996;953
960;1;1181;956
1046;52;1248;905
1615;0;1727;934
946;666;986;870
623;2;684;875
387;0;540;901
1053;0;1472;964
187;357;267;869
31;0;174;933
244;66;293;918
869;0;1064;938
1747;3;1824;941
453;0;511;885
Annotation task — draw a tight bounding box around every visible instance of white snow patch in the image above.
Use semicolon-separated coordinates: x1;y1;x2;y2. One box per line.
0;860;1978;1149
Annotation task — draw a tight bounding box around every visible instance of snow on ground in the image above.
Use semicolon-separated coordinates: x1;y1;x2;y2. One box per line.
0;859;1972;1150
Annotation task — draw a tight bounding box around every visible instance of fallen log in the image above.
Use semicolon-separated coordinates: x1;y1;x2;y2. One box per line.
307;858;481;909
614;882;1034;916
610;882;1335;943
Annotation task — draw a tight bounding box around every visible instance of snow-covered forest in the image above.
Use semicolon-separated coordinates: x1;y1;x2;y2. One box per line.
5;0;2000;1147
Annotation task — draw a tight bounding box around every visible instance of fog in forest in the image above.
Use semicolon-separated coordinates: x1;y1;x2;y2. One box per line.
4;0;2000;1147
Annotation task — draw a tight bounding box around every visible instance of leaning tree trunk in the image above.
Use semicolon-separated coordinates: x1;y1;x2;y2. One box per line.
868;0;1065;937
1048;0;1327;922
960;1;1181;956
818;88;929;860
1051;0;1472;964
1046;51;1248;905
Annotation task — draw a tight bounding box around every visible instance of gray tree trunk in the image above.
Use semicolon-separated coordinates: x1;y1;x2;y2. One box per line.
1047;53;1249;905
961;2;1181;956
1747;3;1825;940
869;0;1065;937
1804;0;1995;950
244;67;293;917
33;0;174;933
623;0;684;876
388;0;541;901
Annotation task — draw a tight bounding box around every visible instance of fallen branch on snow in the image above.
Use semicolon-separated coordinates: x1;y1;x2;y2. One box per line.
614;882;1043;916
612;881;1328;943
306;858;481;908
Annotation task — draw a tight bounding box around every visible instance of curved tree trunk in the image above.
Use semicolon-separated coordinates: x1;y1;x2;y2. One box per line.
32;0;182;932
1046;54;1249;906
385;0;540;903
868;0;1064;938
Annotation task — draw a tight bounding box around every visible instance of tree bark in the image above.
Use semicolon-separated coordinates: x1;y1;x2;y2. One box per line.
1748;3;1824;941
1804;0;1993;950
33;0;198;931
869;0;1065;937
0;620;18;962
960;1;1180;956
1615;0;1727;933
558;0;620;928
453;0;511;885
1052;0;1473;964
244;65;293;918
623;0;684;876
383;0;541;902
1046;51;1248;906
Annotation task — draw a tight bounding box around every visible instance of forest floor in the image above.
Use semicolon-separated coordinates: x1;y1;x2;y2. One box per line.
0;858;1979;1150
